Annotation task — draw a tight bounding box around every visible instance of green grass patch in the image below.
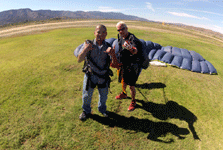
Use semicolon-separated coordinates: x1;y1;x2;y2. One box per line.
0;21;223;149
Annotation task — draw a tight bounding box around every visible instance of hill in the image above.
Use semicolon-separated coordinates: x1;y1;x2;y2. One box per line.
1;8;223;40
0;8;149;26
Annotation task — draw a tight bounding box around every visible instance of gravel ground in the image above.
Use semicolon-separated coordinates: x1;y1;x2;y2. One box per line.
0;20;222;44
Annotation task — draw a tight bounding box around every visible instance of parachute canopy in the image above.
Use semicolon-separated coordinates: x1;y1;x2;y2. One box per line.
74;38;217;75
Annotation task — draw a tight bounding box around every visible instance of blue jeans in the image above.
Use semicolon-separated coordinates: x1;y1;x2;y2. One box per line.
82;74;108;114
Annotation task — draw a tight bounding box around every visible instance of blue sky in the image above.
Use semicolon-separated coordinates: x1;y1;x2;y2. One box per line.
1;0;223;34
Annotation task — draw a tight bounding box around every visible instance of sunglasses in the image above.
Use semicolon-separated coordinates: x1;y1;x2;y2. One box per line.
117;27;125;32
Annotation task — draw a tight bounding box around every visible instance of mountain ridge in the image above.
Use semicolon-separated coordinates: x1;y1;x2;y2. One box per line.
0;8;222;39
0;8;149;26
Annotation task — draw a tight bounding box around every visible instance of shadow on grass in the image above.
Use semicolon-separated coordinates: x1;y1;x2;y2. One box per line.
91;111;189;143
135;82;200;140
135;82;166;89
91;82;199;142
136;100;200;140
135;82;166;101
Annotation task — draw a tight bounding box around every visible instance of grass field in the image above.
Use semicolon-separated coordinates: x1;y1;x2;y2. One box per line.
0;20;223;149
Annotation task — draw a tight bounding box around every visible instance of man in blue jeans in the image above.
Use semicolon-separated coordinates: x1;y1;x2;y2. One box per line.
76;24;119;120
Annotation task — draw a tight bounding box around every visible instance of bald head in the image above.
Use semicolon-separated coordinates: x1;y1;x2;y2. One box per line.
94;24;107;45
95;24;107;32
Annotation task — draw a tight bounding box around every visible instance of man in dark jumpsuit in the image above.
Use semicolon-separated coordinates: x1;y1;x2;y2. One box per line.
115;21;143;111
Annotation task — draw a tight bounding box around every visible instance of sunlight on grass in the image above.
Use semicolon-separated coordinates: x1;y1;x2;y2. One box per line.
0;21;223;149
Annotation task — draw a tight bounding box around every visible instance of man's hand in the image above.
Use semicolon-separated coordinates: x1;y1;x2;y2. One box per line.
104;46;115;56
84;40;93;51
123;40;133;50
129;47;138;55
123;40;137;55
77;40;93;63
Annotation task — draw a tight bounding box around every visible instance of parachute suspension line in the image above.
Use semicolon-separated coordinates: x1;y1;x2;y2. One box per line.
163;73;169;104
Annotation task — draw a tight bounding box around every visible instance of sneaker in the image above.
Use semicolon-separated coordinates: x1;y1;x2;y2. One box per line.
101;111;109;117
115;92;127;99
79;111;91;120
128;100;136;111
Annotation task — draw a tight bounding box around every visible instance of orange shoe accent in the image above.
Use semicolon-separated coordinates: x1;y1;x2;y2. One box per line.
121;78;127;95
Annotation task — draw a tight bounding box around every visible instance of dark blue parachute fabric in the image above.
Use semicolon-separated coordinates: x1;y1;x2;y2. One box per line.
153;50;166;60
152;45;217;74
145;41;155;54
74;38;217;74
74;38;116;57
74;43;84;57
148;49;157;60
161;46;172;53
105;38;116;46
191;60;201;73
171;56;183;68
181;58;192;70
205;60;217;74
200;61;209;74
161;52;174;64
145;38;217;74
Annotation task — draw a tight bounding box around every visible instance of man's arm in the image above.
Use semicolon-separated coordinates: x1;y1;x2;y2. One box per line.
104;46;121;69
77;41;93;63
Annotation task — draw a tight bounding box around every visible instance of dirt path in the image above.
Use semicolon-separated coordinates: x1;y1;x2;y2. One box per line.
1;20;223;44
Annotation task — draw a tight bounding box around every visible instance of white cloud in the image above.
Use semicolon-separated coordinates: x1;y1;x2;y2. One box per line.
98;6;121;12
168;12;209;20
146;2;155;12
197;24;223;34
184;9;223;17
157;8;223;17
213;25;223;30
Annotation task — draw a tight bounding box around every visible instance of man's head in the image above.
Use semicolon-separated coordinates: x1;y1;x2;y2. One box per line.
94;24;107;45
116;21;128;38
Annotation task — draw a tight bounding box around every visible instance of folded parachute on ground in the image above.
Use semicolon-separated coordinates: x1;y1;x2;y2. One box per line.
74;38;217;75
157;45;217;74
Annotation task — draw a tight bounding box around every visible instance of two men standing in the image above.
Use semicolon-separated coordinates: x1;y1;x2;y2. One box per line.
75;21;142;120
